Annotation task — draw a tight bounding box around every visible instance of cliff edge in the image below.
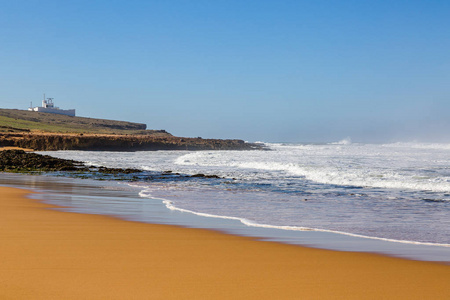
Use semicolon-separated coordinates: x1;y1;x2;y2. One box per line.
0;109;259;151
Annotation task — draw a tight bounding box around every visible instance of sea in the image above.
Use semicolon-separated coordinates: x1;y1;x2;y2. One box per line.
3;141;450;261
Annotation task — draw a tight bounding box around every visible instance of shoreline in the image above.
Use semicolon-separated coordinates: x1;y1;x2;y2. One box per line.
6;146;447;258
2;172;450;262
1;184;450;298
154;191;450;249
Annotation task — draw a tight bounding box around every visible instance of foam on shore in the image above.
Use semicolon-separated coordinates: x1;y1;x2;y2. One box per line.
140;190;450;248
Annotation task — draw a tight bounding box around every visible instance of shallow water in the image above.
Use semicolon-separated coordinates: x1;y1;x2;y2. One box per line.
41;142;450;246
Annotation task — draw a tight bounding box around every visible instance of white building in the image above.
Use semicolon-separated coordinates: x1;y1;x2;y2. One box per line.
29;96;76;117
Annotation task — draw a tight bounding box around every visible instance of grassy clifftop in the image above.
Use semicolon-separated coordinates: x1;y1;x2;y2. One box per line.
0;109;261;151
0;109;169;136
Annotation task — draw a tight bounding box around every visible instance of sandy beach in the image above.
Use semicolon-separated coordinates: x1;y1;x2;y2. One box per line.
1;186;449;299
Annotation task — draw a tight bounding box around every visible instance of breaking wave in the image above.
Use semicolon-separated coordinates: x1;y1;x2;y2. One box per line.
138;189;450;247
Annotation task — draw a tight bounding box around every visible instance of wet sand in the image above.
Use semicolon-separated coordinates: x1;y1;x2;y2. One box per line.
1;186;449;299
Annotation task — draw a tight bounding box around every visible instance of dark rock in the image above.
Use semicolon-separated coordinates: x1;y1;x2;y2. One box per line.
0;150;143;175
0;150;84;172
191;173;222;179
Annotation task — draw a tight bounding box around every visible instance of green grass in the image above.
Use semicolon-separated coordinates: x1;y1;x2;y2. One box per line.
0;115;84;133
0;109;170;136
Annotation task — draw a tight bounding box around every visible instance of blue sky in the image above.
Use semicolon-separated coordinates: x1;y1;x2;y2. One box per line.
1;0;449;142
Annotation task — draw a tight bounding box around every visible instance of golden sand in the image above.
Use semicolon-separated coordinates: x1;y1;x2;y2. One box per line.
0;186;449;299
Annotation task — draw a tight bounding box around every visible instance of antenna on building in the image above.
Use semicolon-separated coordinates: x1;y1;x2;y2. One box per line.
30;93;76;116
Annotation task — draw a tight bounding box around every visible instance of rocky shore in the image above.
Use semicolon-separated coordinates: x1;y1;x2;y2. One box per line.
0;149;139;173
0;132;261;151
0;150;226;181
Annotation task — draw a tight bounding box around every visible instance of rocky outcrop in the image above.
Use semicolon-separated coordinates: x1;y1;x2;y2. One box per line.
0;150;225;181
0;150;84;172
0;133;261;151
0;149;144;174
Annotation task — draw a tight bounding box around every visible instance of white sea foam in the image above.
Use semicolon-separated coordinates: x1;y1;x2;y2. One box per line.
137;188;450;247
41;142;450;246
330;137;352;145
382;142;450;150
173;143;450;192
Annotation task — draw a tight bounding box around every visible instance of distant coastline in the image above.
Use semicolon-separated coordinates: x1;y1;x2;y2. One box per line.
0;108;260;151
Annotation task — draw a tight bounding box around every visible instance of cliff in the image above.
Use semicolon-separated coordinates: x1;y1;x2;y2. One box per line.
0;108;259;151
0;132;258;151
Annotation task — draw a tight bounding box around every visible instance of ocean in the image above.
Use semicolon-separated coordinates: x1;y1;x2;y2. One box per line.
38;141;450;251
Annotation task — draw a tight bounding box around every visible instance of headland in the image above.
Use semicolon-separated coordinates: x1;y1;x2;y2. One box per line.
0;108;259;151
